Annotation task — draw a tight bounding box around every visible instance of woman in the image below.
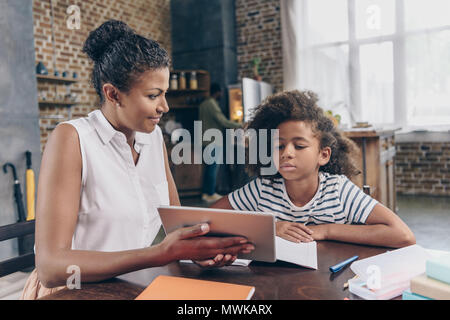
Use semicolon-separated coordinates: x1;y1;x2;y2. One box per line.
21;20;254;299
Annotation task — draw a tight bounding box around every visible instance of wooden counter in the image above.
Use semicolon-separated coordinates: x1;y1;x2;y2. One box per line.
343;126;401;212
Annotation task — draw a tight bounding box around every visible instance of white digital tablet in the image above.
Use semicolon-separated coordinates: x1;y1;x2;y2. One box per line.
157;205;276;262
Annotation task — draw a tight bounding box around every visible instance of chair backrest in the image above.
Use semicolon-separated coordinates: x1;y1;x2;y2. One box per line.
0;220;35;278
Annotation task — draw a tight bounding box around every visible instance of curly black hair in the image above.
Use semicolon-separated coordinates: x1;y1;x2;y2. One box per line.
82;20;170;104
245;90;361;179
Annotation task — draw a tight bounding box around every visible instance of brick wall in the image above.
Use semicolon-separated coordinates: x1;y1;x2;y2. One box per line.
33;0;171;151
395;142;450;196
235;0;283;93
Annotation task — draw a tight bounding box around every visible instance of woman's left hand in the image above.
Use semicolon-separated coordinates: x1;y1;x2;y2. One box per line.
193;254;238;268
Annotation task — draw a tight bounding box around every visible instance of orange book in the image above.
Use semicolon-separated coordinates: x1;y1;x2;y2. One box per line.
135;275;255;300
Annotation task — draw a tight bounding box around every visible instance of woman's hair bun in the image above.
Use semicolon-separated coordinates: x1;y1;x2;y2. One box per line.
82;20;135;62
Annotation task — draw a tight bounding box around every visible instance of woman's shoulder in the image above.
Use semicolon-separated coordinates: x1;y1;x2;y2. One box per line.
63;113;97;136
45;113;97;155
49;113;97;146
49;122;80;147
41;122;82;173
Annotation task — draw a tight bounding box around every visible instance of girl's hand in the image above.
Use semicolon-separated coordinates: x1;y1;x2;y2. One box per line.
159;223;254;265
306;224;329;241
276;221;314;243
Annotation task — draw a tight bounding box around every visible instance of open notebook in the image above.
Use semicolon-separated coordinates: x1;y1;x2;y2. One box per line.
275;237;318;269
180;236;318;269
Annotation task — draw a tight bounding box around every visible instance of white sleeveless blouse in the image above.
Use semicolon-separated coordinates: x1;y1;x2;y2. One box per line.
63;110;169;252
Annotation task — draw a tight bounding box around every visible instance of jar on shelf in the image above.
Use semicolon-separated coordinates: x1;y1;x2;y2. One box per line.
189;71;198;90
179;71;186;90
170;73;178;90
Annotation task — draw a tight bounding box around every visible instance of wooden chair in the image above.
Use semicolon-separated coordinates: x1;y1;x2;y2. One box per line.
0;220;35;278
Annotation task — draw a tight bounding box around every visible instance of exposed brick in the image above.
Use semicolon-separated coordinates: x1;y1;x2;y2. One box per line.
236;0;283;93
396;142;450;196
34;0;171;152
426;151;443;157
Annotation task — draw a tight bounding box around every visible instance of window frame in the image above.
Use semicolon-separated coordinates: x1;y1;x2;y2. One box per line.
304;0;450;130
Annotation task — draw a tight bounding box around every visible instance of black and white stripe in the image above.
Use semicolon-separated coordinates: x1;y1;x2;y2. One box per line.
228;172;378;225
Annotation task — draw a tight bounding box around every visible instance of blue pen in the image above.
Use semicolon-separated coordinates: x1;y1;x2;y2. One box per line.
329;255;359;273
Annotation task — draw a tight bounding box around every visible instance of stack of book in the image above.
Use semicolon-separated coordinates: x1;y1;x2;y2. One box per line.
403;255;450;300
348;245;431;300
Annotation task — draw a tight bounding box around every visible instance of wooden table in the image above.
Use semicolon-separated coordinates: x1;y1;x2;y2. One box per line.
40;241;391;300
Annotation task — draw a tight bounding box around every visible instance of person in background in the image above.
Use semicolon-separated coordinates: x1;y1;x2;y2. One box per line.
212;90;416;248
199;83;241;203
20;20;254;300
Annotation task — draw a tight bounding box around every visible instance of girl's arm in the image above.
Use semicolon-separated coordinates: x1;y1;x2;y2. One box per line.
308;204;416;248
35;124;252;288
211;192;415;248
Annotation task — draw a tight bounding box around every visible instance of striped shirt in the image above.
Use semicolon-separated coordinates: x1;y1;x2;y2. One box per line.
228;172;378;225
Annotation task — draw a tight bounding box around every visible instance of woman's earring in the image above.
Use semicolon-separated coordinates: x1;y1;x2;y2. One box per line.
116;102;121;107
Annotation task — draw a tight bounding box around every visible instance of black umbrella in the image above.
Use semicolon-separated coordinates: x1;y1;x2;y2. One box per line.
3;163;26;222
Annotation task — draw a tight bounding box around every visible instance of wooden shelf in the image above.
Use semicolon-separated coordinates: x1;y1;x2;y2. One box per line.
343;126;401;138
38;100;79;107
167;69;210;198
171;69;209;75
169;104;199;110
167;89;208;94
36;74;78;84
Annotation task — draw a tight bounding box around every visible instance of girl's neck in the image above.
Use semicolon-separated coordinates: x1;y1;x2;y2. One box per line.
284;171;320;207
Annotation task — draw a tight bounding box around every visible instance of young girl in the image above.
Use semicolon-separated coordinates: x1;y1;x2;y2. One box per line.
21;20;253;299
212;90;415;248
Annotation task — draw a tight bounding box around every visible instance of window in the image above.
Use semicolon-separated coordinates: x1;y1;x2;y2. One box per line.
281;0;450;129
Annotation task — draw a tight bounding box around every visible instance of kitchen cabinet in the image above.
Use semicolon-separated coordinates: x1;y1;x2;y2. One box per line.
165;70;210;198
343;127;400;212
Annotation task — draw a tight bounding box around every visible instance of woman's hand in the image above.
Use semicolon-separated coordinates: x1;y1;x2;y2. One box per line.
193;254;238;268
158;223;255;265
276;221;314;243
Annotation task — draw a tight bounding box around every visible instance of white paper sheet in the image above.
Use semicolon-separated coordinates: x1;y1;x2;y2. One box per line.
179;259;252;267
275;236;318;269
